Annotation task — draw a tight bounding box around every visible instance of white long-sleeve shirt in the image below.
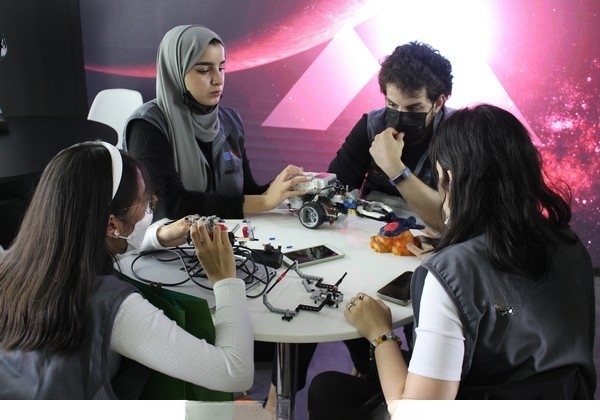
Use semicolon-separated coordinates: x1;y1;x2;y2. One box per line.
111;218;254;393
110;277;254;393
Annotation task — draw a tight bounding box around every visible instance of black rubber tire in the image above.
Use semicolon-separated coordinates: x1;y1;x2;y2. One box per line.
299;202;325;229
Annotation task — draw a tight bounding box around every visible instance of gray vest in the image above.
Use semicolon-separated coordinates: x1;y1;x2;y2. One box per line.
0;275;147;399
411;229;596;399
123;101;245;197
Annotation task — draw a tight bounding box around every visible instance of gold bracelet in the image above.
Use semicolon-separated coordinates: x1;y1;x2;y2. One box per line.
369;332;401;360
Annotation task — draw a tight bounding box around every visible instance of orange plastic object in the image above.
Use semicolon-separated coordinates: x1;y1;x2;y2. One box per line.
370;230;415;256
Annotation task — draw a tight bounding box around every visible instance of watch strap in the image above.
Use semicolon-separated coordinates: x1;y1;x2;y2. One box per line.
389;167;411;185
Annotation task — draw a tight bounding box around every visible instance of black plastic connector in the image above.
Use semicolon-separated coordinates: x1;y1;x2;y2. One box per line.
252;244;284;269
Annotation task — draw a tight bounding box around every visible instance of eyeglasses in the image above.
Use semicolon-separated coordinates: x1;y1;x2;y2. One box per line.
117;195;158;215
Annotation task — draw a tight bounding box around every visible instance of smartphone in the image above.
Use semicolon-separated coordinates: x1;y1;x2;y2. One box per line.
376;271;413;306
282;243;345;268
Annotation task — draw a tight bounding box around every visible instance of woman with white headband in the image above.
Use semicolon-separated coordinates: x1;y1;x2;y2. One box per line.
98;140;192;257
0;141;254;398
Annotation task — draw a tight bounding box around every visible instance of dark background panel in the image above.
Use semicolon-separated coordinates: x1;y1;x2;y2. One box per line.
0;0;89;247
0;0;87;117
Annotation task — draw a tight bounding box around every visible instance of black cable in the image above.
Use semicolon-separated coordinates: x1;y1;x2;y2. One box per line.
129;248;194;287
235;245;276;299
127;244;276;298
265;262;295;294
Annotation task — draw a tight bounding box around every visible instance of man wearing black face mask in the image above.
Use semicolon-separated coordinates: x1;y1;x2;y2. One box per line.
328;41;453;233
326;42;454;381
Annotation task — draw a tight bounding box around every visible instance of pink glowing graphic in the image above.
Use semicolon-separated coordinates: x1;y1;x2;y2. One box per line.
263;25;380;130
84;0;375;77
80;0;600;264
533;64;600;240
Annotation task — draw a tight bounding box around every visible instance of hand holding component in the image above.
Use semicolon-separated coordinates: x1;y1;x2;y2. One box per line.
262;165;311;209
406;227;441;259
156;216;194;247
190;222;236;284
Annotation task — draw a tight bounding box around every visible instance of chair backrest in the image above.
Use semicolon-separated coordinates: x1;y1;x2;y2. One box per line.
87;88;143;148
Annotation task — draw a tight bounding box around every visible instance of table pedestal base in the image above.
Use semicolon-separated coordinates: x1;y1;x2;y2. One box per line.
276;342;298;420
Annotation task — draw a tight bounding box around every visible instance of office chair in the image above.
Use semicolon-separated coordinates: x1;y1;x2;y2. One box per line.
87;88;143;149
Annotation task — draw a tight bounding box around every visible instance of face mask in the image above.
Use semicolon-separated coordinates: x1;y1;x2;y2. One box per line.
384;107;431;145
117;210;154;251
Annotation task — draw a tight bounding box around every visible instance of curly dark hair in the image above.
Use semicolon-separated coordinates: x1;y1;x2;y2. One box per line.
378;41;453;102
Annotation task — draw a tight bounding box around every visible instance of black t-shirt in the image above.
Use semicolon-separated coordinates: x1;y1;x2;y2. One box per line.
126;118;267;220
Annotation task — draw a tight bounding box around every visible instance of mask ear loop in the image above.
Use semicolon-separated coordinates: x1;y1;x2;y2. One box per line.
98;141;123;199
441;171;451;226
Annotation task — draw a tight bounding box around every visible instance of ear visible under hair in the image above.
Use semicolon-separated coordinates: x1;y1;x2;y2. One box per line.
106;214;124;239
434;94;447;112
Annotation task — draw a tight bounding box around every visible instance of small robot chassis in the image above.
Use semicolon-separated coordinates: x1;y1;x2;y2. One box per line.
288;172;401;229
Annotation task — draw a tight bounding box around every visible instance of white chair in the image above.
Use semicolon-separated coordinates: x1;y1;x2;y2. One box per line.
87;88;143;149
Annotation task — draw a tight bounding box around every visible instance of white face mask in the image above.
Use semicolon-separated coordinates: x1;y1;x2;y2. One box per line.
117;211;153;251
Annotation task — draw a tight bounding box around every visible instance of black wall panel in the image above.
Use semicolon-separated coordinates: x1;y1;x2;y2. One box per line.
0;0;87;117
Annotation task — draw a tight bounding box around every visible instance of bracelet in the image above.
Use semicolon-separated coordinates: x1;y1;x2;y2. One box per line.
389;167;411;185
369;332;402;360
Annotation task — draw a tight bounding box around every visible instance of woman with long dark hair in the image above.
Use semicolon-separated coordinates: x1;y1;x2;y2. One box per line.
0;141;254;398
308;104;596;418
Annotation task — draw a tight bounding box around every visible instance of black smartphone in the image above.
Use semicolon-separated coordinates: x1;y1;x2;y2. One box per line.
376;271;412;306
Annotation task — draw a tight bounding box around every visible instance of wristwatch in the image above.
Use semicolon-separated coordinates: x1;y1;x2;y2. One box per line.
389;167;411;185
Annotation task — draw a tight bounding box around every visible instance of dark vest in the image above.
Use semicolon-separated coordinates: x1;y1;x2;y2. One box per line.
411;229;596;399
0;275;148;399
123;101;246;197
